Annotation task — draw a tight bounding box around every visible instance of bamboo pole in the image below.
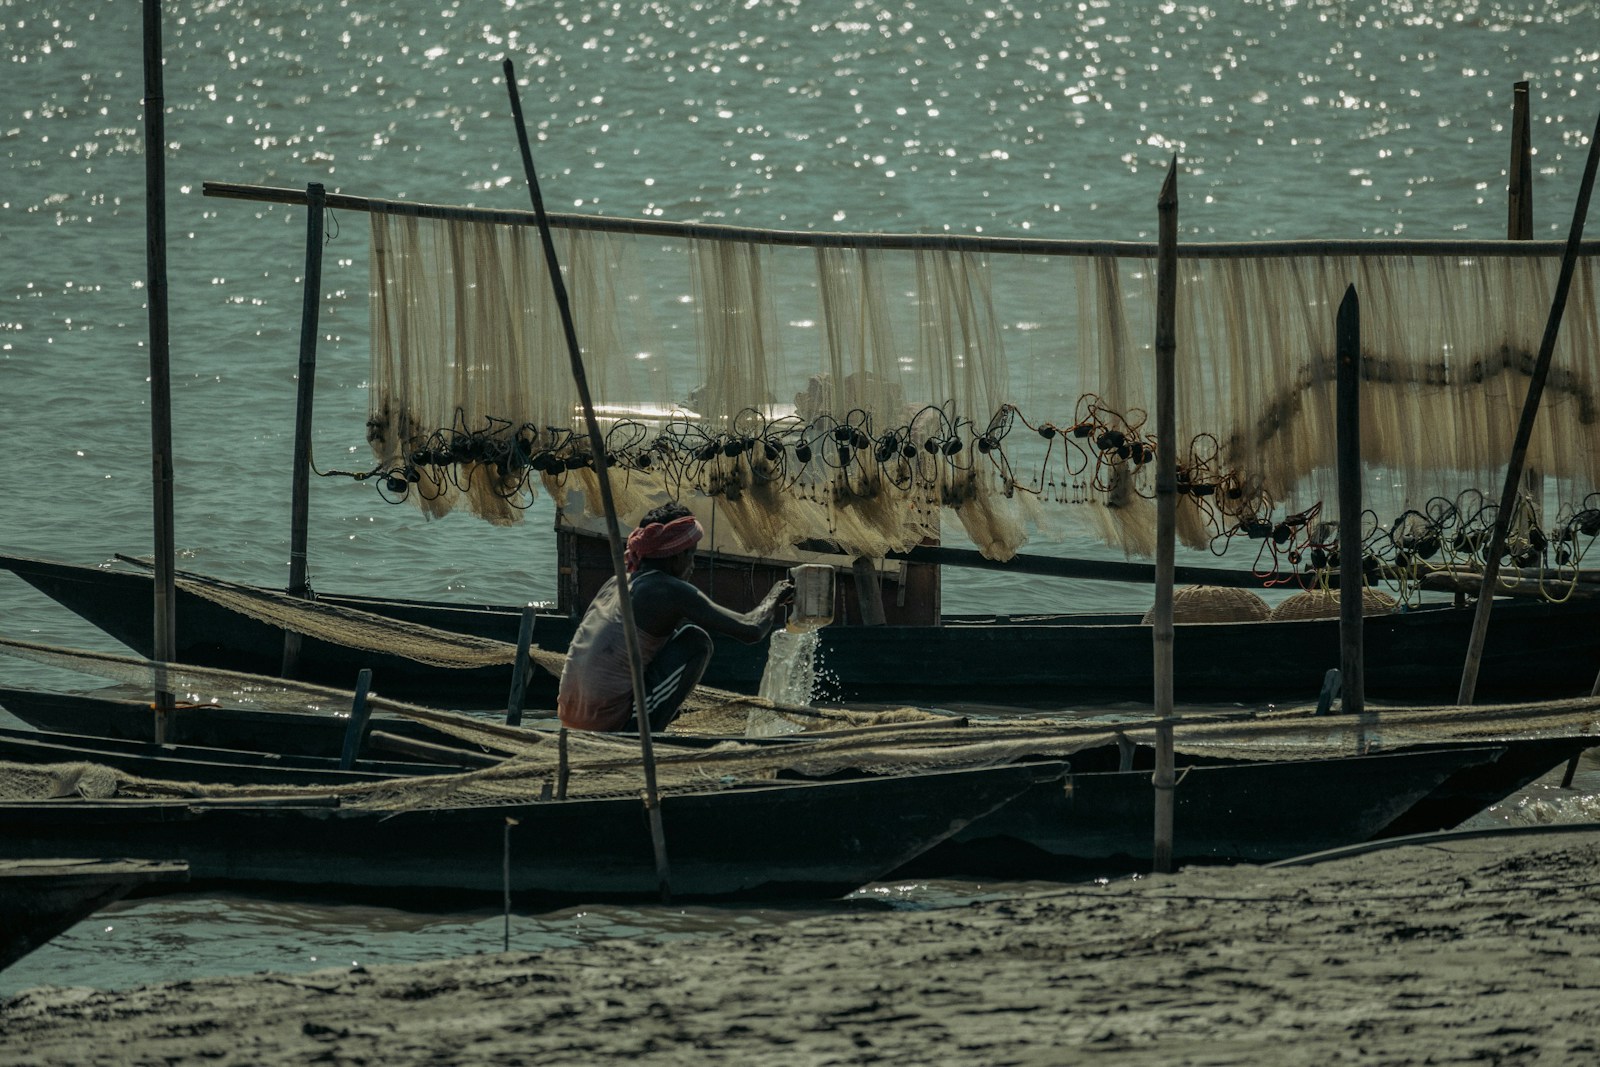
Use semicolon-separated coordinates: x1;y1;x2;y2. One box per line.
142;0;176;744
1335;285;1365;716
502;58;671;901
282;182;326;678
200;180;1600;262
1152;157;1178;874
1458;104;1600;705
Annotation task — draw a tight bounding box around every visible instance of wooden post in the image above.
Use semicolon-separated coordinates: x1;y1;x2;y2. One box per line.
504;59;671;901
1336;285;1365;715
1509;83;1545;524
1509;82;1534;240
1152;157;1179;874
1561;753;1582;789
1459;105;1600;704
142;0;176;745
851;558;887;625
556;727;570;800
505;606;536;726
1313;668;1342;717
338;668;374;770
502;816;518;951
282;182;326;678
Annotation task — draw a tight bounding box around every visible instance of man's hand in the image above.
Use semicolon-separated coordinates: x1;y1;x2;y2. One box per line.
762;579;796;627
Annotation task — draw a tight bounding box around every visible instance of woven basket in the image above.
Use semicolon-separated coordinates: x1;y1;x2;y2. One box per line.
1268;587;1397;621
1141;585;1272;624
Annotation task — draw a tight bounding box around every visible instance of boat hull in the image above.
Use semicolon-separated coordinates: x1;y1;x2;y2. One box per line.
0;762;1056;903
916;744;1510;877
0;687;462;760
6;552;1598;708
0;725;460;786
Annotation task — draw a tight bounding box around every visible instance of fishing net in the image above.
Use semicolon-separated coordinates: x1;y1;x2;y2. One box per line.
5;692;1596;808
4;619;1597;809
361;211;1600;578
173;571;533;671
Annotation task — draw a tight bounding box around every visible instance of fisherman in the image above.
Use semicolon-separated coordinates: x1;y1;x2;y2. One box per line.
556;501;794;733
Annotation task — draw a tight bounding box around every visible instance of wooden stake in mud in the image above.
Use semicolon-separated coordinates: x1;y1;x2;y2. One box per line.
1335;285;1365;716
503;816;519;951
1458;104;1600;704
142;0;176;744
282;181;326;679
503;58;671;901
1152;157;1179;874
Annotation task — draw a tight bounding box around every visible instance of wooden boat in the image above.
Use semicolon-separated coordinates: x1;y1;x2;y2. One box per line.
0;553;535;709
3;694;1584;882
6;551;1599;708
0;685;493;763
0;725;467;786
1048;732;1598;840
1;858;189;971
1056;735;1593;844
1372;735;1599;838
0;683;805;769
0;762;1059;904
915;743;1516;877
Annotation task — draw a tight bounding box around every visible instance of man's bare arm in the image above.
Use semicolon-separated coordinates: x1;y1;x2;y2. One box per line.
634;575;793;643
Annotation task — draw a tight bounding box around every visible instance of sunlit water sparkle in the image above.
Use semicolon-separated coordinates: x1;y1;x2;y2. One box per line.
4;0;1599;995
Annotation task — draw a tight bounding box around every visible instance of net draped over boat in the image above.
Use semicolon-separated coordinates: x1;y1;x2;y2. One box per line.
2;631;1596;810
366;209;1600;568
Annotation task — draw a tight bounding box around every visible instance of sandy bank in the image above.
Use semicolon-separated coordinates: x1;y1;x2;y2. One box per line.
4;827;1599;1066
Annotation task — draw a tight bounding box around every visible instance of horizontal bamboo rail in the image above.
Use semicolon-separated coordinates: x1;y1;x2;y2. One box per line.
202;181;1600;261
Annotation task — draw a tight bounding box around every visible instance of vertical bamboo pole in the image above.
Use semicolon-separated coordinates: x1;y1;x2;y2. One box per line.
1335;285;1365;716
142;0;176;744
1458;105;1600;704
503;59;671;900
1152;157;1178;874
282;181;326;678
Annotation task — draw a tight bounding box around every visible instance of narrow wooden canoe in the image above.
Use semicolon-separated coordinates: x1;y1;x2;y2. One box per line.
0;762;1060;904
7;551;1597;709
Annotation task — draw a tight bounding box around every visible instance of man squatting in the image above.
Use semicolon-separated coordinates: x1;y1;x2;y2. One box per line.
557;502;795;732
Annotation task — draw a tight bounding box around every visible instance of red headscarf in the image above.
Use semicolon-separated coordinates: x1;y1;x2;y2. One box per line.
625;514;705;573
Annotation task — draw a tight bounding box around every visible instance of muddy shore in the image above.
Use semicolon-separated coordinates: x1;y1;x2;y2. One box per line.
4;827;1599;1065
